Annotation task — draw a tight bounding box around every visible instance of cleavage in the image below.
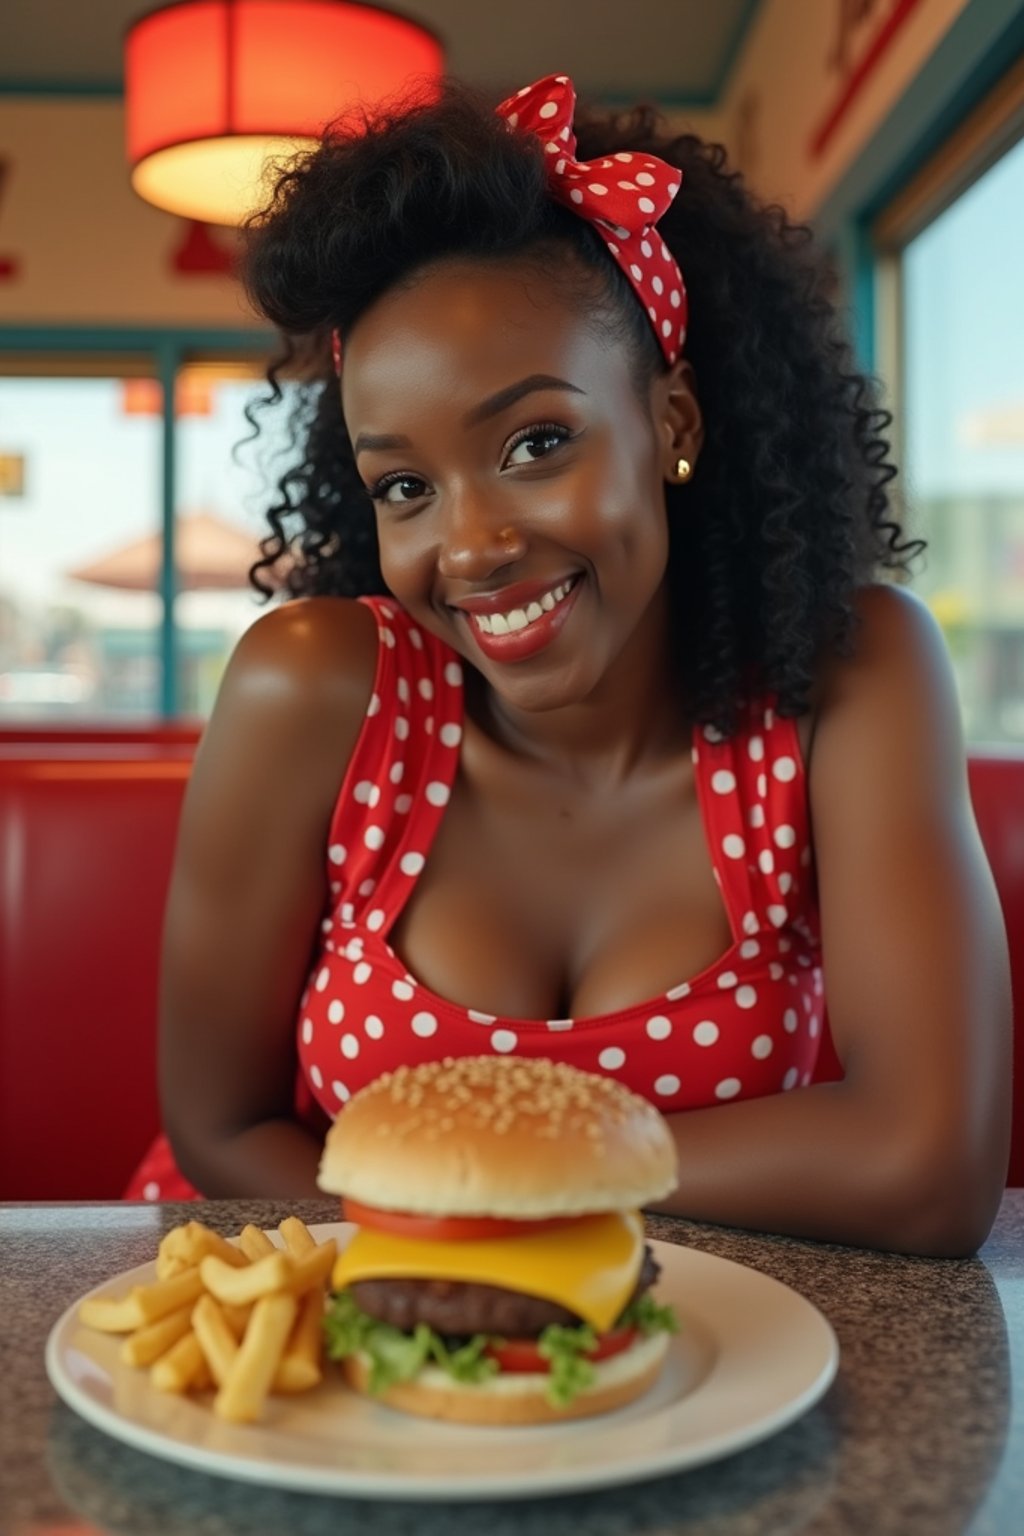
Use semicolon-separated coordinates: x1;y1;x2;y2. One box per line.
384;756;733;1021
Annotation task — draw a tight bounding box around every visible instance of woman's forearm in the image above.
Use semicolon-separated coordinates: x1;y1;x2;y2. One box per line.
655;1082;998;1257
171;1118;326;1200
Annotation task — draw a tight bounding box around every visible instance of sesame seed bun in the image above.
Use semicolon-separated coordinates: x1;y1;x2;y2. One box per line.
340;1331;670;1425
316;1056;678;1216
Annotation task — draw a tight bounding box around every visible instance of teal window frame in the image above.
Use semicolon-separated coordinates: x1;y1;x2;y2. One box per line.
820;0;1024;376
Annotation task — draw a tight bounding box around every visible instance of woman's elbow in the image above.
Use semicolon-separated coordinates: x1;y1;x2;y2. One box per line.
161;1114;212;1196
877;1134;1006;1258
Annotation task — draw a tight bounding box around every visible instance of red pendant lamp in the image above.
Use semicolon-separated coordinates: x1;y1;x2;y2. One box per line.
125;1;444;225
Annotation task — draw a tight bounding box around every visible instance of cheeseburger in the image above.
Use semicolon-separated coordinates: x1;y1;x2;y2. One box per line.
318;1056;680;1425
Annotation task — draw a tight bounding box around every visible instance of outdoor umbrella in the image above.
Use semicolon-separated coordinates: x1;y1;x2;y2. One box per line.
67;511;263;593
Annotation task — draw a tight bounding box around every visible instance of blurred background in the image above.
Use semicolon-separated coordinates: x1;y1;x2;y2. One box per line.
1;0;1023;739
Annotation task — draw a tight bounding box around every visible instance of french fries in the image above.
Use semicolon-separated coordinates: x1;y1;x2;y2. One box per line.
119;1303;194;1367
156;1220;248;1279
274;1287;326;1394
238;1223;277;1262
191;1293;241;1387
77;1215;333;1424
200;1250;295;1305
279;1215;317;1257
220;1302;254;1340
150;1330;210;1393
215;1293;298;1423
78;1266;204;1332
285;1241;337;1296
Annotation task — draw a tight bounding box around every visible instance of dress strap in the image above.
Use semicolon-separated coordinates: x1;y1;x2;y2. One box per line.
692;700;816;945
323;597;465;933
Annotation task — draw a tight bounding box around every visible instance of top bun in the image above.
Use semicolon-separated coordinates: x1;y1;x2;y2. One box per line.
317;1056;678;1217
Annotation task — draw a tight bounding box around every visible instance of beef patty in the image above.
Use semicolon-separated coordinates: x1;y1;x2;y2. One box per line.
349;1244;661;1337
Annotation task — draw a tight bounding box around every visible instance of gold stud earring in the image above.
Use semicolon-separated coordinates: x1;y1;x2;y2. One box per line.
673;457;692;483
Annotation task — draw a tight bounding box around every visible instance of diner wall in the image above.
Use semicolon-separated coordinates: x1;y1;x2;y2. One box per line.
0;98;251;328
2;0;1014;330
694;0;976;218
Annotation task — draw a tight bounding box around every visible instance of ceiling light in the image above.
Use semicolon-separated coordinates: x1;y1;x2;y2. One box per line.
125;0;443;225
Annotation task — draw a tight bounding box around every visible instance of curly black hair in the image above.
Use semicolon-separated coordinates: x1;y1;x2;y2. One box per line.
241;79;921;735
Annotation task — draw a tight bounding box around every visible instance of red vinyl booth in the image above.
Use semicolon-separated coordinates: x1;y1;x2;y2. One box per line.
0;741;195;1200
1;736;1021;1199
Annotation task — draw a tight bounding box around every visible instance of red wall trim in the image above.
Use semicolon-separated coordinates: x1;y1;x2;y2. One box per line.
811;0;926;159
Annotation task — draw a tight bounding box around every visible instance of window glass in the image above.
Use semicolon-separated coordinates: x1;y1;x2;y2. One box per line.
904;135;1024;745
0;373;162;719
0;357;297;723
173;366;282;717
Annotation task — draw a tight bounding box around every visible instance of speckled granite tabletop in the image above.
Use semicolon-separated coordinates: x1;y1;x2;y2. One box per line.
2;1194;1022;1536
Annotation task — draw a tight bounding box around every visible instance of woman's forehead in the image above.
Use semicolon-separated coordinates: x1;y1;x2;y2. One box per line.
342;258;617;423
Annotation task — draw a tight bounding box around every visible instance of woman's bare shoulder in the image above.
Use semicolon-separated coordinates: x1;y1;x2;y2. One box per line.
810;582;964;784
191;595;380;812
837;580;950;676
223;594;379;710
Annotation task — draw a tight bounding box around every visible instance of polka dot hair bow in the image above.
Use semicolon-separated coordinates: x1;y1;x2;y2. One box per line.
496;73;689;365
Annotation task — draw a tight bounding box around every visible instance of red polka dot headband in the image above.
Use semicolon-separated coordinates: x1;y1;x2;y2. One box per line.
496;73;688;366
329;72;688;376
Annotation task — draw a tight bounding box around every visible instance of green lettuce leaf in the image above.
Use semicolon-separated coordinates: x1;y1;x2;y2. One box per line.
429;1332;499;1384
617;1290;681;1337
323;1291;498;1392
536;1323;599;1406
323;1288;680;1406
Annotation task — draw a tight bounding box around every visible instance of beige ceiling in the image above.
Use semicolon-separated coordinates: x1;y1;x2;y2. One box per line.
1;0;758;104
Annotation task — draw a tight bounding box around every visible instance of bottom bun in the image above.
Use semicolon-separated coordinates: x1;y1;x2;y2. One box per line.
342;1331;670;1426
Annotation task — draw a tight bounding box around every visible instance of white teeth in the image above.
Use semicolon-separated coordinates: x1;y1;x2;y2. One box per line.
469;577;577;637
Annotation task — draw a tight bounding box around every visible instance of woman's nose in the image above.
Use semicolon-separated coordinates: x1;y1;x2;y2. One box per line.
435;490;527;581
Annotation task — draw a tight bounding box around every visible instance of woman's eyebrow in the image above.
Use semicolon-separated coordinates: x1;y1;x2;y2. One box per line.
352;374;585;457
353;430;411;455
463;374;585;429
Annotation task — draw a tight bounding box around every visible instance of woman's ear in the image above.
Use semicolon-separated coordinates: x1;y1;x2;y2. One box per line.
655;359;704;484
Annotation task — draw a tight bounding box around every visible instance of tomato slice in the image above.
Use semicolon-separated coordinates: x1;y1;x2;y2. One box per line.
342;1199;581;1242
487;1327;639;1374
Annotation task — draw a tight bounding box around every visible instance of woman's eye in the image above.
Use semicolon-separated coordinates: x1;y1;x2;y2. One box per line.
504;426;571;467
371;475;428;505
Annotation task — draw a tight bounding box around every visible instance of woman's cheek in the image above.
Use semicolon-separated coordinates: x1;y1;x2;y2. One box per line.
377;525;436;611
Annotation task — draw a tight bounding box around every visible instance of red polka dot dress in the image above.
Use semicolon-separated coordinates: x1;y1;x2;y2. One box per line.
124;596;823;1201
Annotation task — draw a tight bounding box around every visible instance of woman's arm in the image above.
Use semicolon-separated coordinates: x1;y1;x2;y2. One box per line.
653;584;1012;1255
159;596;378;1197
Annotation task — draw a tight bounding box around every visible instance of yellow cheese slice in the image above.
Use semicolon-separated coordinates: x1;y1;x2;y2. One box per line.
332;1211;644;1335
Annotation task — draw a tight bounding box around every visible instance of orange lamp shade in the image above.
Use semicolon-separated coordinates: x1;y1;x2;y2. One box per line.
125;0;444;225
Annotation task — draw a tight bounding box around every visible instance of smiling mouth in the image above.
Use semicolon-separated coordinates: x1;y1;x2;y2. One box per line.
467;577;579;636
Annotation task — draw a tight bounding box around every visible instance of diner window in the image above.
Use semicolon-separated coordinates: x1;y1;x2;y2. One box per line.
876;62;1024;746
0;349;281;722
0;365;162;719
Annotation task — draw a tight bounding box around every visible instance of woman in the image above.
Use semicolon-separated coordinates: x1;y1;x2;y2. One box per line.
127;74;1011;1254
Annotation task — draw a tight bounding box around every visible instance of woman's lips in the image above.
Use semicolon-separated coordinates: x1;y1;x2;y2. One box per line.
455;575;582;663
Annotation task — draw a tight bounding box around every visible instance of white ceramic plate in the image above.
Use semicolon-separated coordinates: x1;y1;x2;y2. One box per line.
45;1223;838;1501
